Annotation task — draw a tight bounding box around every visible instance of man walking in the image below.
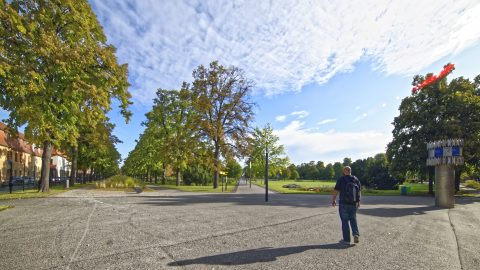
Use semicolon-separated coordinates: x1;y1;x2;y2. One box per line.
332;166;361;245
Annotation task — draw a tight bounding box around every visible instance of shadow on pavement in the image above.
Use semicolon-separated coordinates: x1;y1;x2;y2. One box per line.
134;192;479;210
357;206;440;218
168;243;351;266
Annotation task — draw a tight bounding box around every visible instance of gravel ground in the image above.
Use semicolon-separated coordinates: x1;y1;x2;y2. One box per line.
0;182;478;270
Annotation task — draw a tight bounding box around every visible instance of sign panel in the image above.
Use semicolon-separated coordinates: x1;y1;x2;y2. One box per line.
452;146;461;157
434;147;443;158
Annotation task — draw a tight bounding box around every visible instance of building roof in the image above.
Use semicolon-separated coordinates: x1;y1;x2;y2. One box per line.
0;122;65;159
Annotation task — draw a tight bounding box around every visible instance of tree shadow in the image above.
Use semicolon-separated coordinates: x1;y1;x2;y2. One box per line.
357;206;440;218
134;192;479;210
167;243;351;267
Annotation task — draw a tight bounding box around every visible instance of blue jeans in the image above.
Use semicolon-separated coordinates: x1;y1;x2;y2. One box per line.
339;204;359;242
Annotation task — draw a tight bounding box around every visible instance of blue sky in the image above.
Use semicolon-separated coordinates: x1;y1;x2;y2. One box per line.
4;1;480;166
89;0;480;165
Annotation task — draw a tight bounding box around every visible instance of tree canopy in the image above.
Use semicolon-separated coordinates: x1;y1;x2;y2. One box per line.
0;0;131;191
387;69;480;183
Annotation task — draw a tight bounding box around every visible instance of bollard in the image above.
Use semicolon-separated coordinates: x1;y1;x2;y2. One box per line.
435;164;455;208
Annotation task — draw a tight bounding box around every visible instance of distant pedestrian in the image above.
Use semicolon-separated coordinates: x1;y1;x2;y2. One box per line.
332;166;361;245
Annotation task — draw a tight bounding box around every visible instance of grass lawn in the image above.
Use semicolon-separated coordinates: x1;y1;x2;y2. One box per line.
150;180;238;193
0;183;93;201
0;205;13;211
254;179;432;196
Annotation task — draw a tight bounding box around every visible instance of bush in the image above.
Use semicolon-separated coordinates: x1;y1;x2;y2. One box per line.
299;186;334;193
183;164;213;186
464;180;480;190
96;175;145;189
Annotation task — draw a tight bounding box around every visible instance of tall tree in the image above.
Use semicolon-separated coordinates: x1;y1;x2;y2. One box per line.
189;61;255;188
249;124;289;179
387;70;480;193
144;87;200;186
0;0;131;191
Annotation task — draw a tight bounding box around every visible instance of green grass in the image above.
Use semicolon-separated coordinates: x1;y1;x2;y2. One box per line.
150;179;238;193
0;183;92;200
255;179;336;194
255;179;432;196
0;205;13;211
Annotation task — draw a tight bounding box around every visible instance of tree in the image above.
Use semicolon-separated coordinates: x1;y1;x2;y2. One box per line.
144;87;199;186
189;61;255;188
226;159;242;179
288;164;299;180
0;0;131;191
324;164;335;180
333;162;343;179
342;157;352;167
249;124;289;181
387;69;480;194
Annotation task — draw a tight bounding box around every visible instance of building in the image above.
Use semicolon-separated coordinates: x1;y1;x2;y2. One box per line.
0;123;68;184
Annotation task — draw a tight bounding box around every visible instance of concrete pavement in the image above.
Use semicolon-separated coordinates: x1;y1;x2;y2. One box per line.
0;182;479;270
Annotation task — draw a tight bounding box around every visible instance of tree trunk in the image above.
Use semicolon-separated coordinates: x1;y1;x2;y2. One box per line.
162;164;166;185
40;141;53;192
176;168;180;186
82;169;86;184
428;166;434;195
147;166;151;182
154;171;158;184
213;142;220;189
69;145;78;187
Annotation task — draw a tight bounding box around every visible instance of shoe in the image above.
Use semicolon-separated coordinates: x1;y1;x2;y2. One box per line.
354;235;359;243
339;240;350;245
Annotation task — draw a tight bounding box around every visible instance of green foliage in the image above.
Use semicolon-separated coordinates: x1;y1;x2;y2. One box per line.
249;124;290;180
183;163;213;186
464;180;480;190
387;69;480;180
190;61;255;188
226;159;242;179
351;153;398;190
0;0;131;192
96;175;144;189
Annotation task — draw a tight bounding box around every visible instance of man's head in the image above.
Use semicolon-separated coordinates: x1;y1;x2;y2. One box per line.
343;166;352;176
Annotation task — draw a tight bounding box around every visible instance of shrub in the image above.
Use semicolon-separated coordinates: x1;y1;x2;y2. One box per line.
464;180;480;190
96;175;144;189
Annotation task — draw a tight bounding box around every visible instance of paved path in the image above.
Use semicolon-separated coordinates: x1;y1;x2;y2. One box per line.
0;187;479;270
235;178;274;194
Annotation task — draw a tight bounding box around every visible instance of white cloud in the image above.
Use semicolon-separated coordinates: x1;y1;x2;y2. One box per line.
90;0;480;104
291;110;309;118
317;119;337;125
355;106;360;111
274;121;391;164
353;113;368;123
382;103;387;108
275;115;287;122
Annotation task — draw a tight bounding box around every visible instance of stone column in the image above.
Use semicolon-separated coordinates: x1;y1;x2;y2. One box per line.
435;164;455;208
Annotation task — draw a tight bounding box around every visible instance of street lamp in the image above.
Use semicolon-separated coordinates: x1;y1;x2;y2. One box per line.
265;141;269;202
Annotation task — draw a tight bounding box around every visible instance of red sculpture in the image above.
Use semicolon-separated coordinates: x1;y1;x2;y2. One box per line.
411;63;455;93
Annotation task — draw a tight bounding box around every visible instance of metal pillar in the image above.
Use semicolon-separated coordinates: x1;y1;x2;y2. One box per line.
435;164;455;208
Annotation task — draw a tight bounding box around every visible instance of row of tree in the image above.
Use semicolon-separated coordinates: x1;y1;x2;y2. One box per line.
0;0;130;191
122;61;255;188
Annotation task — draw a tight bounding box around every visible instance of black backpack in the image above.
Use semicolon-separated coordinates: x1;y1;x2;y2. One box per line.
344;176;360;204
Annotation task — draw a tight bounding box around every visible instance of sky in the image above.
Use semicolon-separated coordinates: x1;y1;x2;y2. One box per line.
4;1;480;166
88;0;480;166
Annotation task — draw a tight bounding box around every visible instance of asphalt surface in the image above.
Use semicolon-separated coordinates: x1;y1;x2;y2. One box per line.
0;180;479;270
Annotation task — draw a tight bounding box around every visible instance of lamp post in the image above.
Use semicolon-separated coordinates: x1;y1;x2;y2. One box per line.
265;143;269;202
